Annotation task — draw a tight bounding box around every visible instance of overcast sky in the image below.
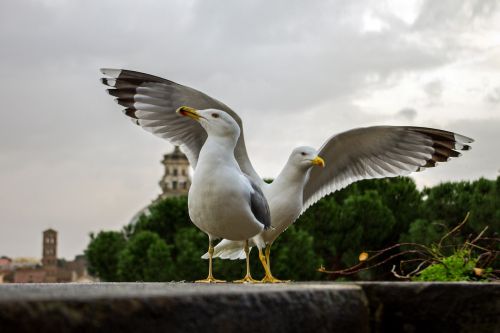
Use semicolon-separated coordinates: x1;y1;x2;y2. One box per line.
1;0;499;259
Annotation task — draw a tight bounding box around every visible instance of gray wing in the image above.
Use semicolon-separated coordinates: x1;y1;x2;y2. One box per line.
100;69;262;185
246;175;271;229
302;126;473;212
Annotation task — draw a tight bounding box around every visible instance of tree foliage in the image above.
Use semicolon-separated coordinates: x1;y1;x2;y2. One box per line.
85;176;499;282
85;231;126;281
117;231;174;281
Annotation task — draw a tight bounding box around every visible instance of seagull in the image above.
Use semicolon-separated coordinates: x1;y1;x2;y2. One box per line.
100;69;474;282
208;126;473;282
100;69;270;282
176;106;271;283
205;146;325;282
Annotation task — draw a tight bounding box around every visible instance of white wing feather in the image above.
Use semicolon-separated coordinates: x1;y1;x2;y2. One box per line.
302;126;473;213
100;69;263;186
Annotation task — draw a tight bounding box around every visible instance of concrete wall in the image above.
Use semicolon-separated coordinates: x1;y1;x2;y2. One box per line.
0;282;498;333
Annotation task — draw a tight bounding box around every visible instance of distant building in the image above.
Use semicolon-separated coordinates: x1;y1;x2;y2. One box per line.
0;256;12;270
129;146;192;225
10;257;40;269
0;256;12;284
13;268;46;283
0;229;92;284
157;146;191;200
41;229;58;282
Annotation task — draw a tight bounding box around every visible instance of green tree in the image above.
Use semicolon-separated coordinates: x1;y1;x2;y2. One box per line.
85;177;498;282
468;178;500;234
297;196;342;274
298;189;396;279
399;219;443;245
370;178;421;240
418;178;499;250
117;231;174;281
132;196;191;245
144;240;175;281
340;191;396;260
85;231;126;281
421;181;472;229
172;227;207;280
271;226;322;280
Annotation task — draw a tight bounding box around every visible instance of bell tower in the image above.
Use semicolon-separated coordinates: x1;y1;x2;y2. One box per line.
158;146;191;199
42;229;58;282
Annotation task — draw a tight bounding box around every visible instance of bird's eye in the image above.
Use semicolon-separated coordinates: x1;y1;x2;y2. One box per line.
301;152;306;156
211;113;219;118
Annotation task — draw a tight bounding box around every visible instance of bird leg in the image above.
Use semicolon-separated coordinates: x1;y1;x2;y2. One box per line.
261;243;290;283
196;238;225;283
234;240;260;283
258;246;273;278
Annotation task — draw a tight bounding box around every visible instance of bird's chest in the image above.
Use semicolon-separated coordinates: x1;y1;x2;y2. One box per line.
270;193;302;225
188;168;248;220
264;182;303;224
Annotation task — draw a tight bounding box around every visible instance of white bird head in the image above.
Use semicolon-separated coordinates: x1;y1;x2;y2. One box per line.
176;106;240;141
289;146;325;170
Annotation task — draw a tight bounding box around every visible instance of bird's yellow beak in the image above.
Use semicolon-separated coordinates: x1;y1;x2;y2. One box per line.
176;106;201;121
311;156;325;168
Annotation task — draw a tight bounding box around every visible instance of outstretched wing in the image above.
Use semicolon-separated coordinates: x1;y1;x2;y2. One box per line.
100;69;262;184
302;126;473;212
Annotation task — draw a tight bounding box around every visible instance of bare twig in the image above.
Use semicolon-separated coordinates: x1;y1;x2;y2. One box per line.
405;260;430;277
321;250;429;275
392;259;431;279
438;212;470;248
391;265;410;279
465;242;493;252
479;237;500;242
470;226;489;244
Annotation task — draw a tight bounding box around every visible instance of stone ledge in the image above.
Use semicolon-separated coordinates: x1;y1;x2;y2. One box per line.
0;283;369;333
0;282;498;333
355;282;500;333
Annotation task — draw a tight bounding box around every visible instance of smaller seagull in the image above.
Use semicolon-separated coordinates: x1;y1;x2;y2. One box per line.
208;127;474;282
177;106;271;283
206;146;326;282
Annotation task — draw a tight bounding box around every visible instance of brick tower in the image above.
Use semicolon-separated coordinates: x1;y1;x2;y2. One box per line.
42;229;58;282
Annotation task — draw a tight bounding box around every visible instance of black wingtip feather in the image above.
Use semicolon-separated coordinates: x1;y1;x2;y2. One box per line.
115;98;135;108
423;160;437;168
107;88;136;99
101;78;115;87
431;154;450;162
123;108;139;119
107;89;119;97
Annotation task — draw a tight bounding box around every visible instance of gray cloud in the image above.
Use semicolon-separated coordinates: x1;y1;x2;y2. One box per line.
414;0;498;31
423;79;444;105
396;108;418;121
485;86;500;104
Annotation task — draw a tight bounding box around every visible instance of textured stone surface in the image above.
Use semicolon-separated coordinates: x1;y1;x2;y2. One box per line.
1;282;498;333
356;282;500;333
0;283;369;333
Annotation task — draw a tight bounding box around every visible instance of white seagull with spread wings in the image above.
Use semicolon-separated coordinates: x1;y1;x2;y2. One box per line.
176;106;271;283
100;69;473;282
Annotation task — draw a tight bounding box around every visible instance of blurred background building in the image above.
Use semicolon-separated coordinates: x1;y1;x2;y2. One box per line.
0;229;91;283
157;146;191;201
